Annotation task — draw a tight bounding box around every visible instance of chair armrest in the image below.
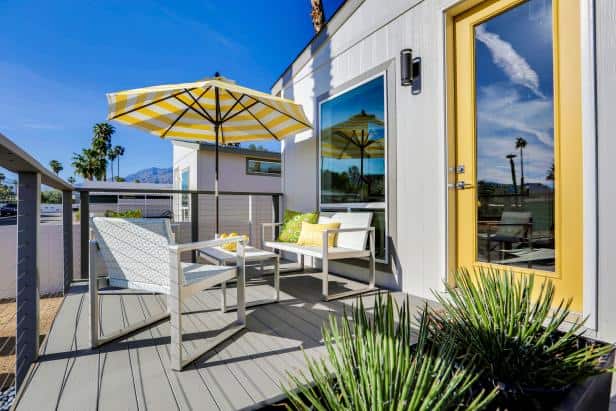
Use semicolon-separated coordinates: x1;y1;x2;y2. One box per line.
324;227;376;234
261;222;284;228
169;236;246;253
262;222;283;247
321;227;376;258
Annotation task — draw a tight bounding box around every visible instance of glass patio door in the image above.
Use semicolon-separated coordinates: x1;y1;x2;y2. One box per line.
452;0;583;311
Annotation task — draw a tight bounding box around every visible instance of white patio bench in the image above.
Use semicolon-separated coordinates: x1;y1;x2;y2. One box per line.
262;212;376;301
89;217;246;371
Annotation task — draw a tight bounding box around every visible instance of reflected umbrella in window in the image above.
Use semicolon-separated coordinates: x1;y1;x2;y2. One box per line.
321;110;384;201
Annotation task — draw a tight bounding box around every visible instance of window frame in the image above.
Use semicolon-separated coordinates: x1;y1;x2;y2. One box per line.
245;157;281;177
317;71;389;263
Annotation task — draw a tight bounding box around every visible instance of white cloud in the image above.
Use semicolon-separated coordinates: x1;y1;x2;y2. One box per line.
475;25;544;98
477;84;553;147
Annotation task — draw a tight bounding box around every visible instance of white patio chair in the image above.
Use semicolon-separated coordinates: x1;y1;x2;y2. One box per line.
89;217;246;371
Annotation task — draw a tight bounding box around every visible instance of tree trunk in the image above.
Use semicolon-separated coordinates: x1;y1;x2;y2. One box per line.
311;0;324;33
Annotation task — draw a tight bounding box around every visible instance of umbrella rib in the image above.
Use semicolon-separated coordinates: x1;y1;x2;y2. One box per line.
220;90;243;122
109;88;195;120
222;98;259;123
227;91;280;141
161;87;210;138
245;96;312;129
185;87;216;123
173;94;214;123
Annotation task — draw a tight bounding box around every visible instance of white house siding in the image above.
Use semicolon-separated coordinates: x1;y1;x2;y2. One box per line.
278;0;459;298
595;0;616;342
277;0;611;330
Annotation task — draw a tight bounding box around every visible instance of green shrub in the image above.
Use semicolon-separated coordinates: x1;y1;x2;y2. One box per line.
428;267;613;406
285;294;497;411
104;209;143;218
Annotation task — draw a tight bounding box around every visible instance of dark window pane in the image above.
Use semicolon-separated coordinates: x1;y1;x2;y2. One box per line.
247;159;281;176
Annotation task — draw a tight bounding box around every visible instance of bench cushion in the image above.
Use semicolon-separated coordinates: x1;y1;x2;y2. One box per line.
264;241;370;260
319;212;373;250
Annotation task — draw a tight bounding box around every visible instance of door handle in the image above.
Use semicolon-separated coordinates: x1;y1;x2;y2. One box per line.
449;181;473;190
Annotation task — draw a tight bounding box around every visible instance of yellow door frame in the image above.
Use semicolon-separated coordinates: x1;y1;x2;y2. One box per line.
446;0;583;311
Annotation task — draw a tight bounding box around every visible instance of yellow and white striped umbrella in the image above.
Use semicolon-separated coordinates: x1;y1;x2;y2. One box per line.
106;74;312;233
106;76;312;142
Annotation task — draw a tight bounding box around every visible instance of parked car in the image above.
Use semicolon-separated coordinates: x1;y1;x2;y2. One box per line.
0;203;17;216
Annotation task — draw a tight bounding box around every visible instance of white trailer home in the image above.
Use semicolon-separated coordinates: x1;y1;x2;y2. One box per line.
272;0;616;341
172;141;282;247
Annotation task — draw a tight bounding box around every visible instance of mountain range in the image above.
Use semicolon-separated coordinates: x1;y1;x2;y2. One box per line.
124;167;173;184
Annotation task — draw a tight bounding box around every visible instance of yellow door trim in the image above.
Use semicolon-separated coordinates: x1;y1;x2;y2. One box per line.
446;0;583;311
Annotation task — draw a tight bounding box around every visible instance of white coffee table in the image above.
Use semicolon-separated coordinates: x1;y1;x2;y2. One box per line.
198;246;280;312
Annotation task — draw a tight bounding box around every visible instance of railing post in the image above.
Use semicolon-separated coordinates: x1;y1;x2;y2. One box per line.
80;191;89;279
191;192;198;262
62;190;73;293
272;194;281;239
16;172;41;389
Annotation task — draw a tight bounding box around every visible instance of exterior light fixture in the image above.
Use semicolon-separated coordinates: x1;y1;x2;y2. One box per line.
400;49;413;86
401;49;422;94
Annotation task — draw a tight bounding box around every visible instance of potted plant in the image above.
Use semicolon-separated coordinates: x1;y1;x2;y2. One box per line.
283;294;498;410
428;268;614;410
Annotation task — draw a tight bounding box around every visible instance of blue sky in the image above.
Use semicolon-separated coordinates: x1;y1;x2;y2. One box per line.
0;0;344;183
475;0;554;186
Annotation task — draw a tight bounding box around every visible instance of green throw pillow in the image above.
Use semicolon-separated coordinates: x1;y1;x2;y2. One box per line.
277;210;319;243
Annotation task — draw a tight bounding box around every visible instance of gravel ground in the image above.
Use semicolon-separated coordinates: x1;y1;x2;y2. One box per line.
0;386;15;410
0;295;63;408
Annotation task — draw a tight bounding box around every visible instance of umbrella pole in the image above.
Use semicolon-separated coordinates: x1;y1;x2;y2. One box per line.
215;123;220;234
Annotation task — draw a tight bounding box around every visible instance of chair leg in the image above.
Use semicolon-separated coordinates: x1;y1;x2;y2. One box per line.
221;281;227;313
236;263;246;325
169;248;183;371
322;256;329;300
369;229;376;289
274;256;280;302
89;241;99;348
169;292;182;371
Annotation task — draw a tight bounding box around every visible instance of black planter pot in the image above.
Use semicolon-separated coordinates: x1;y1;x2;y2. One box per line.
485;346;615;411
555;348;615;411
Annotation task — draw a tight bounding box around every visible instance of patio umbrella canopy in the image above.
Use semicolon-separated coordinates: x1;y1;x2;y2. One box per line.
106;74;312;232
321;110;384;195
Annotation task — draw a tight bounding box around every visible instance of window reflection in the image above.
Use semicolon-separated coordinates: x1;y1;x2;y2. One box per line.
474;0;555;271
320;76;385;204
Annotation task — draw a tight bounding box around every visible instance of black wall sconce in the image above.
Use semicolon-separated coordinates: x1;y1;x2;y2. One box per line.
400;48;422;94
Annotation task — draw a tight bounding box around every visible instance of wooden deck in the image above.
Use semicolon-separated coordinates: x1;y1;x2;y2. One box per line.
13;270;426;410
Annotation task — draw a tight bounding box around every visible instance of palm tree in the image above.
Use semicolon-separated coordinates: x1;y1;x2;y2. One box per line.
112;145;125;180
506;153;518;195
515;137;527;194
72;148;106;181
311;0;324;33
546;162;555;182
49;160;63;175
107;147;118;180
92;123;115;180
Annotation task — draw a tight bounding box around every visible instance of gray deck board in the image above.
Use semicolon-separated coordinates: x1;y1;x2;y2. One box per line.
14;271;426;410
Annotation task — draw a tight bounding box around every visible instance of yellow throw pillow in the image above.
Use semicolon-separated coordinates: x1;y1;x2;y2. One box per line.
219;232;249;252
296;222;341;248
